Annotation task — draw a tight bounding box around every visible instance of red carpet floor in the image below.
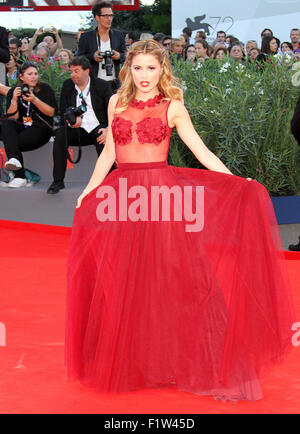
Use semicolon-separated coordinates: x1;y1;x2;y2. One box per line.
0;220;299;414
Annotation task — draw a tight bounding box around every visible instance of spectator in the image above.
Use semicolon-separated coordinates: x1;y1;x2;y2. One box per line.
20;37;30;58
162;36;171;55
9;38;21;59
56;48;74;65
185;45;196;63
77;1;126;92
295;48;300;60
5;53;18;84
281;41;293;53
246;40;258;55
226;35;239;48
195;39;210;62
290;28;300;52
140;33;153;41
229;43;245;63
28;27;63;58
7;31;16;41
170;38;184;58
35;46;51;62
261;28;273;39
261;36;280;55
195;31;206;42
3;62;57;188
182;26;192;41
248;47;260;62
212;45;227;60
47;56;112;194
125;31;139;48
43;29;63;56
216;30;226;45
153;33;166;45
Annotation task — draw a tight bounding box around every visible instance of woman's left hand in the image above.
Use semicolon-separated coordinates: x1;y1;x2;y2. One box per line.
22;90;38;104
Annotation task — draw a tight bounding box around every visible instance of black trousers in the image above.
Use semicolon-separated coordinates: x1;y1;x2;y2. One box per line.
2;120;52;179
52;125;105;183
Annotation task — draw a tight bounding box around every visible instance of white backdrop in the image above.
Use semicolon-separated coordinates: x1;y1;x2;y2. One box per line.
172;0;300;46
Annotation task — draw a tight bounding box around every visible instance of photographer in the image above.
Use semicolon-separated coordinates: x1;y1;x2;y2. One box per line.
27;26;63;57
77;1;126;92
2;62;57;188
47;56;112;194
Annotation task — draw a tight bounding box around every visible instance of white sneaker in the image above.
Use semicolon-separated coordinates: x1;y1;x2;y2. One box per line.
7;178;27;188
5;158;22;171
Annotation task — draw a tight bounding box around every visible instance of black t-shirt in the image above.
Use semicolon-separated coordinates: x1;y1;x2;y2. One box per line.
6;82;57;128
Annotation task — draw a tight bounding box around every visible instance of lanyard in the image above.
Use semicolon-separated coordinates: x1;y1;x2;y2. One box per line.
20;98;31;116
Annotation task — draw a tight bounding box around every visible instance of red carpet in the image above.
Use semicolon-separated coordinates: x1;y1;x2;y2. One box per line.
0;220;299;414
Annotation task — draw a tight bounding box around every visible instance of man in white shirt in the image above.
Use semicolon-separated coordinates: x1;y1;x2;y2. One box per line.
47;56;112;194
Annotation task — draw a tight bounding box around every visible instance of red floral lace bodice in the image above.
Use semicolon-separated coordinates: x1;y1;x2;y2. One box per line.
112;94;172;163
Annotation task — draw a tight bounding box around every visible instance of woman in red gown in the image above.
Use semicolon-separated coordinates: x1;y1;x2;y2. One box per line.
65;40;295;402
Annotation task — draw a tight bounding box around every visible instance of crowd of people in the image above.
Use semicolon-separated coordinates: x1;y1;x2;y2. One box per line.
167;27;300;64
0;1;299;199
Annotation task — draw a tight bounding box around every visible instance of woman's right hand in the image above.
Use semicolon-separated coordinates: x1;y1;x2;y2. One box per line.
76;191;88;209
12;87;21;102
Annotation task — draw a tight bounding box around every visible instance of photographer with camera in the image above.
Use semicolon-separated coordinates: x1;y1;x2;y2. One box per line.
2;62;57;188
27;26;63;58
77;1;126;92
47;56;112;194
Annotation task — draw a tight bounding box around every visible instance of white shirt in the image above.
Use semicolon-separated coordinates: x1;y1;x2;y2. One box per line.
75;79;100;133
97;38;116;81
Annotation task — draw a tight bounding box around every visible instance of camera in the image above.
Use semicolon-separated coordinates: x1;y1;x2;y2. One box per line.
64;103;87;126
21;84;30;97
99;50;114;76
43;25;53;33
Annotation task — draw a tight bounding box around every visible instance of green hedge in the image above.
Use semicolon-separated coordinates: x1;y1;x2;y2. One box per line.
170;56;300;195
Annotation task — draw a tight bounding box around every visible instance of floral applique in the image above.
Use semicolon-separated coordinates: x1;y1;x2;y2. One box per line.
136;117;169;145
130;94;164;109
112;116;133;146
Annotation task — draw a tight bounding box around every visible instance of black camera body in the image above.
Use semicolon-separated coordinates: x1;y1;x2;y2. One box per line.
21;84;30;97
99;50;114;76
64;104;87;126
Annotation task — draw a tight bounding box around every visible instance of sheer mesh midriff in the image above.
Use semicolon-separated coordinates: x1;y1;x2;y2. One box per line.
112;99;172;163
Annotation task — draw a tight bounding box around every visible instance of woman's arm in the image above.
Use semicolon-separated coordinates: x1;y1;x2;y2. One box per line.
23;91;55;117
50;28;63;56
6;87;20;120
0;83;10;96
76;93;118;208
168;100;233;175
27;27;44;55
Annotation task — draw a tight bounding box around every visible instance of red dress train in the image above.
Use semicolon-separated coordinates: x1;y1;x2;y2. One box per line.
65;95;295;402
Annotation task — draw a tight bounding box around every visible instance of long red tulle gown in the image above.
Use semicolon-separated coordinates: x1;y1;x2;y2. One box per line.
65;94;295;402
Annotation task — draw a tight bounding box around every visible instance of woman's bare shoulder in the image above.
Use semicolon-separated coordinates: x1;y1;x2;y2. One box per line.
109;93;119;108
168;99;189;127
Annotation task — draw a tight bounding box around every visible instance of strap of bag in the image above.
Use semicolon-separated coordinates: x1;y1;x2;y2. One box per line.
64;124;82;164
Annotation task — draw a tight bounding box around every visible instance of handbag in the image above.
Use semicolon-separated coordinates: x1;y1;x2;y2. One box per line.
24;168;40;184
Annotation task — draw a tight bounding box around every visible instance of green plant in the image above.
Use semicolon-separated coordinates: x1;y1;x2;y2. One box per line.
170;56;300;195
27;54;70;108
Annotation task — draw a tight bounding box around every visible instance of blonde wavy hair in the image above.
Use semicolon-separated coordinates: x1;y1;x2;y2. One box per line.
116;39;183;113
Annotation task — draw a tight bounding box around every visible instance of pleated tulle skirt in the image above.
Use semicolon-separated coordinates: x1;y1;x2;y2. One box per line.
65;161;295;402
